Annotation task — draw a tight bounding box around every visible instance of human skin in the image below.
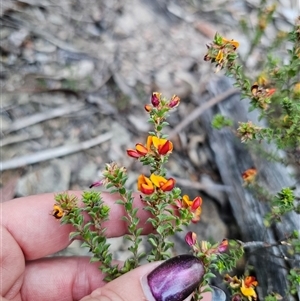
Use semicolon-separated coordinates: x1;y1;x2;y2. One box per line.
1;192;211;301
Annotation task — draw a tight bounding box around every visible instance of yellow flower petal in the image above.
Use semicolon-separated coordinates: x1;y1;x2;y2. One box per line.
150;174;167;188
241;280;257;301
216;50;224;63
222;38;240;48
182;194;192;207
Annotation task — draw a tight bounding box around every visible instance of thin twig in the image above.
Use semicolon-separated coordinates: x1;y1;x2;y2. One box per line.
0;133;43;147
0;132;112;171
168;88;239;139
3;103;85;135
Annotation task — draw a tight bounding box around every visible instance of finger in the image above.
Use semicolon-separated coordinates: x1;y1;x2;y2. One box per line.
80;255;212;301
19;257;107;301
2;191;153;260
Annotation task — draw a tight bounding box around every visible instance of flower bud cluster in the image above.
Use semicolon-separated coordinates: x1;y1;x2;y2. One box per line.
204;33;239;72
185;231;229;255
237;121;262;143
146;92;180;112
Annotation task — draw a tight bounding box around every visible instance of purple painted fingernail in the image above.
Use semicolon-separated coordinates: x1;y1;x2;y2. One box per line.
141;254;204;301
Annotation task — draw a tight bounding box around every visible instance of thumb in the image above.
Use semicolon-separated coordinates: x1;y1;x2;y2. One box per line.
80;255;212;301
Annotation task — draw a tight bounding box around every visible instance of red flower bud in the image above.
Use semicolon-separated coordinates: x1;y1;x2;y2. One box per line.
217;239;229;253
144;104;152;112
151;92;161;107
89;180;103;188
127;149;141;158
169;95;180;108
185;231;197;246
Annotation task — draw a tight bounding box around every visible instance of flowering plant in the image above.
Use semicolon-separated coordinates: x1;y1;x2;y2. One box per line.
204;9;300;301
51;9;300;301
52;92;244;300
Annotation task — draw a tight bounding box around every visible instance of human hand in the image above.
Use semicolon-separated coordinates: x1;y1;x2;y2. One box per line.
1;192;211;301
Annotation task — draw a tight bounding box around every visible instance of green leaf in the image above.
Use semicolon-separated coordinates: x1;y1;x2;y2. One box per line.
148;237;158;247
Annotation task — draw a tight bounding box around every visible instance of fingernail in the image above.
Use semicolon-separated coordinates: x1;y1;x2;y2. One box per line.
141;254;204;301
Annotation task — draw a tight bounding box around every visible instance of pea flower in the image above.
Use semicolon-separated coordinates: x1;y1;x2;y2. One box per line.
244;276;258;287
137;174;155;195
242;168;257;184
150;174;175;192
151;92;161;107
251;82;276;110
52;204;64;219
147;136;173;155
137;174;175;194
185;231;197;246
127;136;173;159
221;37;240;49
168;94;180;108
240;276;258;301
127;143;148;158
217;239;229;253
180;195;203;223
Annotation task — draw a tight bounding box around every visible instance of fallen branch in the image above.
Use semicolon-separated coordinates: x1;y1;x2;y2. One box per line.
0;132;112;171
0;132;43;147
3;103;84;135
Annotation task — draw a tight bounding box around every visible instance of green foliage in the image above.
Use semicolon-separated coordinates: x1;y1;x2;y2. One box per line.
264;293;281;301
213;240;244;274
264;187;298;226
211;114;233;129
288;268;300;295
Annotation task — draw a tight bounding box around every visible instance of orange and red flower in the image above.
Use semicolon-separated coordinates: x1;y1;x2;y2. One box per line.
137;174;175;195
242;168;257;184
127;143;148;158
137;174;155;195
240;276;258;301
150;174;175;192
147;136;173;155
127;136;173;159
176;195;202;223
